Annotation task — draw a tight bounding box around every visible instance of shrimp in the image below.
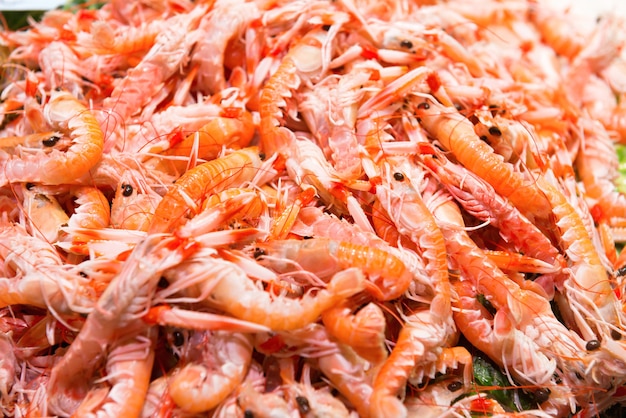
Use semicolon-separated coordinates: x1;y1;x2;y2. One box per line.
46;233;196;416
169;331;254;413
258;237;412;301
66;186;110;230
372;156;452;307
421;152;566;277
413;96;554;226
236;380;294;417
259;28;330;157
321;299;388;364
191;0;261;95
0;90;104;185
0;222;95;313
101;5;206;123
160;108;255;174
431;195;605;416
299;67;375;179
147;146;265;234
168;255;365;331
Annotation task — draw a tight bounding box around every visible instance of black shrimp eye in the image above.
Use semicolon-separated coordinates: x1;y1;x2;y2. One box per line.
617;265;626;277
258;152;266;161
534;388;551;403
322;24;331;31
253;247;266;259
417;102;430;110
393;172;405;181
400;39;413;49
25;182;35;190
172;330;185;347
244;410;254;418
488;126;502;137
612;329;622;340
586;339;601;351
42;134;61;147
447;381;463;392
78;271;88;278
295;395;310;413
157;276;169;288
120;183;133;197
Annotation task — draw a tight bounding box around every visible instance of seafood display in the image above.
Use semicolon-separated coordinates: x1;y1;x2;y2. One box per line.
2;0;626;416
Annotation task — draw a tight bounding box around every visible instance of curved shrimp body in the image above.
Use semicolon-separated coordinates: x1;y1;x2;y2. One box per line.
67;186;110;230
1;91;104;185
211;265;365;331
259;237;412;301
414;97;553;226
369;309;451;418
191;0;261;95
161;108;255;175
321;300;387;364
259;29;329;157
148;146;264;234
169;331;254;413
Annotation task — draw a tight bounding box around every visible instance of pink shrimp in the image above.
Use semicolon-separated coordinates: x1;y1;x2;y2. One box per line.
165;254;365;331
46;233;197;416
258;237;412;301
0;90;104;185
160;108;256;175
101;5;206;123
191;0;261;95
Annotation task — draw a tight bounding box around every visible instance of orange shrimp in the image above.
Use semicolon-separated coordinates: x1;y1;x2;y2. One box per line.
169;331;254;413
143;304;270;333
321;299;388;364
258;237;412;301
259;28;330;157
165;254;365;331
370;307;454;418
1;91;104;185
160;108;255;174
414;96;553;226
147;146;265;234
22;185;70;243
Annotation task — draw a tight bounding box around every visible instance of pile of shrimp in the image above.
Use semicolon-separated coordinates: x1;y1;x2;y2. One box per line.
2;0;626;416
